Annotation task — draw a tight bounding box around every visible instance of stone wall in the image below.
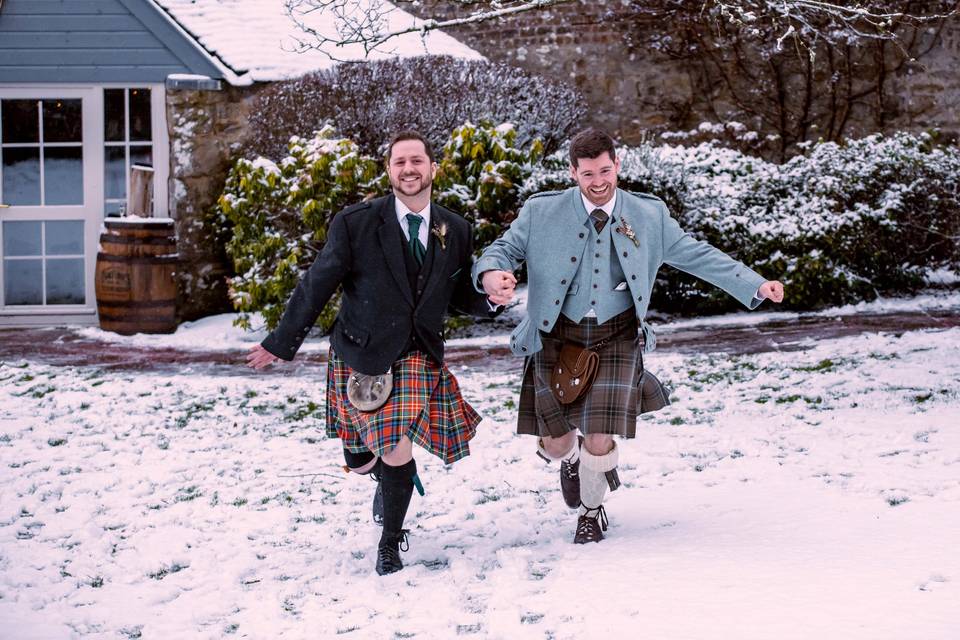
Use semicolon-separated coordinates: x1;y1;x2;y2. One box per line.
411;1;960;147
165;84;261;321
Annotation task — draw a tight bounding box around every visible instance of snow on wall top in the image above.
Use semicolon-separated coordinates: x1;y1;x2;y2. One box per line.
152;0;484;85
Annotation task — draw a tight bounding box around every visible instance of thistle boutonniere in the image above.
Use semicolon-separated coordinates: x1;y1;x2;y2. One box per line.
615;217;640;248
431;222;448;250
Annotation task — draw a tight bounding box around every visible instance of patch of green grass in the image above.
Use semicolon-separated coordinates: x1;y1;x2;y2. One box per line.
669;416;685;425
88;576;104;588
795;359;837;372
775;394;802;404
148;563;187;580
47;437;67;447
886;495;910;507
174;485;202;503
914;392;933;403
91;380;106;387
232;497;248;507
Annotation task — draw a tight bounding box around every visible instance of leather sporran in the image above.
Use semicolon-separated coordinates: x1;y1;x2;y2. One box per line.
551;343;600;405
346;371;393;412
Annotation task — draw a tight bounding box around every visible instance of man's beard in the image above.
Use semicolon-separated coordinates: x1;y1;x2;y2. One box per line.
393;173;432;196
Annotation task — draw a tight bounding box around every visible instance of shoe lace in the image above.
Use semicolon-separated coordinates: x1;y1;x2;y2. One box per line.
579;504;608;533
561;458;579;481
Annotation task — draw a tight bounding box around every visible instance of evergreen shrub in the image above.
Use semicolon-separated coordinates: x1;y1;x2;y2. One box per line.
217;126;385;330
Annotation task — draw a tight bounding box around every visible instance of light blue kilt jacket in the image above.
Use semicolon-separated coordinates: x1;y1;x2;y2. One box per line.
472;187;767;357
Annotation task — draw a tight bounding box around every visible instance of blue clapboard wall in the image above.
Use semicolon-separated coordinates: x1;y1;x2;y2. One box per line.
0;0;222;82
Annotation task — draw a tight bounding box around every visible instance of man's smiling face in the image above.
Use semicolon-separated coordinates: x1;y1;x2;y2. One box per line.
388;139;435;198
570;152;620;208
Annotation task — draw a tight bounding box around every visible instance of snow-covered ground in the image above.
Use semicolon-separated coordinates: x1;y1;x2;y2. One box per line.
2;299;960;638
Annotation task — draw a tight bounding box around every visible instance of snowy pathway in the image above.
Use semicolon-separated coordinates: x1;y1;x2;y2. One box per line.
1;326;959;639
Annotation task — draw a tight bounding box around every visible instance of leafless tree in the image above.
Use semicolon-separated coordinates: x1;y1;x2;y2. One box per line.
285;0;956;59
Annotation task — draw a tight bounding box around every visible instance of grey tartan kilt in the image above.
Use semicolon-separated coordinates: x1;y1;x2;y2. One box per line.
517;309;670;438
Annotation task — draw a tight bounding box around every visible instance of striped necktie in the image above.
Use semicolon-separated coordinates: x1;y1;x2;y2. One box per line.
590;208;609;233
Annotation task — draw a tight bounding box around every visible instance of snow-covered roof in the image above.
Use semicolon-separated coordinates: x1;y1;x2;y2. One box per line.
151;0;484;85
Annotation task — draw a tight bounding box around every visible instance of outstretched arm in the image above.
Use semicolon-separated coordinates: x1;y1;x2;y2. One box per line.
252;211;352;365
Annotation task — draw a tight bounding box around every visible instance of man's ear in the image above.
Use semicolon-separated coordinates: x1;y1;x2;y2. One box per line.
569;164;578;181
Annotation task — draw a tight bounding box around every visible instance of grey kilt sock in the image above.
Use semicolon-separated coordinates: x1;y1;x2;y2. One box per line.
578;442;619;515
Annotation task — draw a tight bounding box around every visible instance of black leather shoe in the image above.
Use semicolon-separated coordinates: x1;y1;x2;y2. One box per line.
573;505;608;544
375;530;409;576
560;436;583;509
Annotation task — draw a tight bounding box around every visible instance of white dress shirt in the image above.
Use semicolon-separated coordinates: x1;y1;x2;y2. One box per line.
396;198;431;248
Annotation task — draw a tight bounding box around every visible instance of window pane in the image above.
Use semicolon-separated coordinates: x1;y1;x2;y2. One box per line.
104;89;125;142
104;146;126;199
1;147;41;206
45;220;84;255
44;147;84;205
104;200;123;217
129;88;152;142
46;257;85;304
3;221;42;256
130;145;152;169
42;99;82;143
3;258;43;305
1;99;39;144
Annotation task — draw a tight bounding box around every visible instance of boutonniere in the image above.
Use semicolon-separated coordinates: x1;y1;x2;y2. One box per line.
615;217;640;248
431;222;447;250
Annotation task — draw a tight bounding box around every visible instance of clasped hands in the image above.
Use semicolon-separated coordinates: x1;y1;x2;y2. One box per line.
482;270;517;306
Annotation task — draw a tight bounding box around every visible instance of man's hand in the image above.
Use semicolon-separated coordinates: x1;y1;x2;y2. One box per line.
247;344;279;370
758;280;785;303
482;270;517;306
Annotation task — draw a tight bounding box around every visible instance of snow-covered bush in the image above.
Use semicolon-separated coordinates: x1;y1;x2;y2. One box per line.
523;132;960;312
244;56;585;161
434;121;544;249
217;126;385;330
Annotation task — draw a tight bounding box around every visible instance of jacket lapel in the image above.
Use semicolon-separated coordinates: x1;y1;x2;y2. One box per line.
376;194;415;308
417;205;451;306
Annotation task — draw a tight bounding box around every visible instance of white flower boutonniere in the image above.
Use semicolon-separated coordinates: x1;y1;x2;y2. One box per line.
431;222;448;250
615;217;640;248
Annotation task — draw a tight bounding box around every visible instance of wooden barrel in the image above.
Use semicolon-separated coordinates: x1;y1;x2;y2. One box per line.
95;219;178;335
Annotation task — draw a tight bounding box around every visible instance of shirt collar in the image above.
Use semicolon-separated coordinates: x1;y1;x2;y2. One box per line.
395;197;431;228
580;190;617;219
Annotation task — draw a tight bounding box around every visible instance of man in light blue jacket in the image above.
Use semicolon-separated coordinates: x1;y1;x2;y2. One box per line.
474;128;784;543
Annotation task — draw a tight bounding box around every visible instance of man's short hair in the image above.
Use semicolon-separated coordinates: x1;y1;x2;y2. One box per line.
569;128;616;168
386;130;435;163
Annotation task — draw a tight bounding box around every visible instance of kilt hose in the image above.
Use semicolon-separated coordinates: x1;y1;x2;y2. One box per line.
518;308;665;439
325;347;481;465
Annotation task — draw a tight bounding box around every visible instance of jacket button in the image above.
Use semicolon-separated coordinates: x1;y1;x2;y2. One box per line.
595;253;600;258
593;284;598;289
622;251;628;257
561;279;567;284
555;299;560;305
637;295;643;301
521;346;528;352
579;232;584;238
591;300;596;306
571;257;577;262
543;320;549;326
631;274;637;280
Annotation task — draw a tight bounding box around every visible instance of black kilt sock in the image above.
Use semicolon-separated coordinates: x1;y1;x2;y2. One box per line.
379;459;417;539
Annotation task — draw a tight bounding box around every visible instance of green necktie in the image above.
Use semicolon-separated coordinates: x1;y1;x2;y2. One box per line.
406;213;426;265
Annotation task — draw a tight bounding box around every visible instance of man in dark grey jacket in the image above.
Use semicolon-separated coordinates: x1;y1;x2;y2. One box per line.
248;131;502;575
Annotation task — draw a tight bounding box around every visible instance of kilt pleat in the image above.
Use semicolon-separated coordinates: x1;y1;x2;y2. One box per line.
518;309;643;438
325;348;480;464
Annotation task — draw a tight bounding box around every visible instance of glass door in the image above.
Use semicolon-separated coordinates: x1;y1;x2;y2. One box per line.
0;87;101;320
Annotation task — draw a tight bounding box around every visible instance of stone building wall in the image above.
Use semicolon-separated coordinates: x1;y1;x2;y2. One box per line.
165;84;261;321
411;1;960;146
